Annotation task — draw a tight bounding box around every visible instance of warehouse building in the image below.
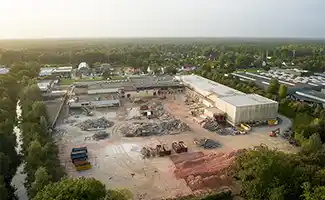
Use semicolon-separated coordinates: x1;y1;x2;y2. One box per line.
69;99;120;108
179;75;278;125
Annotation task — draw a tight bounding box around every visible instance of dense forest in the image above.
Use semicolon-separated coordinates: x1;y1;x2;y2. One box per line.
2;39;325;199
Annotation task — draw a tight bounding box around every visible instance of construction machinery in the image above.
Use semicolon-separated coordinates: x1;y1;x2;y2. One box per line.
172;141;188;153
241;123;252;132
163;144;171;155
268;119;278;126
178;141;188;152
172;142;182;153
269;128;280;137
156;145;168;157
81;106;93;116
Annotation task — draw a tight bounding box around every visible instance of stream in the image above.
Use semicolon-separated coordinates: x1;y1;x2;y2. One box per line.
11;101;28;200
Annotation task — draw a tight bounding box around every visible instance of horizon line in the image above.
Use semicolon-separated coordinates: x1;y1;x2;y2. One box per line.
1;36;325;41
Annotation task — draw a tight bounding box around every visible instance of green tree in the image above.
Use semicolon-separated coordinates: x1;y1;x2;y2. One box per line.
232;145;312;200
302;182;325;200
303;133;322;153
0;176;8;200
32;177;131;200
278;84;288;99
267;78;280;94
30;167;51;197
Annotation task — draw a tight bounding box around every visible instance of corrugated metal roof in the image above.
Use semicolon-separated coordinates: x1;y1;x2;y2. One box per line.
219;94;277;107
180;75;244;98
88;88;119;94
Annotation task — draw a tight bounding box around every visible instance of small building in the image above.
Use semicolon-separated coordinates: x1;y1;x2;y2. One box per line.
39;68;56;77
0;67;9;75
52;66;73;78
37;80;54;93
87;88;119;95
78;62;91;76
69;99;120;108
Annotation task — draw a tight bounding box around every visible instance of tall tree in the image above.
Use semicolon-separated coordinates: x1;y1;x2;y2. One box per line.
267;78;280;94
32;177;131;200
278;84;288;99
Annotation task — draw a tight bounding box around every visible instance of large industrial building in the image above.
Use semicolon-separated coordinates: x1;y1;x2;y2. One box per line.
179;75;278;125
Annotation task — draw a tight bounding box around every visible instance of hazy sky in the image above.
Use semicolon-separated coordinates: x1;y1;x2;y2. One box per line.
1;0;324;39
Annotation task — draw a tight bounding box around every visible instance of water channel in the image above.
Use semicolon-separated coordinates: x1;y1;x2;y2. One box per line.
11;101;28;200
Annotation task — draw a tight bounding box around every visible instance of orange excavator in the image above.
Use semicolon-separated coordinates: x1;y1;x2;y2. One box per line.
269;128;280;137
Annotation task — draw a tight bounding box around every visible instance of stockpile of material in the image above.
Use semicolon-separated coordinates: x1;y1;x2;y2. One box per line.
194;138;221;149
119;119;190;137
76;117;114;131
216;128;234;136
202;118;219;131
151;102;165;117
171;150;239;191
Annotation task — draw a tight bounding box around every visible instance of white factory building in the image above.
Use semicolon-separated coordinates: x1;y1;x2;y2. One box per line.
179;75;278;125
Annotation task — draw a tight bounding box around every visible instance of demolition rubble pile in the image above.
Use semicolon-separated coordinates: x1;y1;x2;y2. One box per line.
217;128;234;136
119;119;190;137
85;131;110;141
76;117;114;131
171;150;240;191
194;138;221;149
202;118;219;131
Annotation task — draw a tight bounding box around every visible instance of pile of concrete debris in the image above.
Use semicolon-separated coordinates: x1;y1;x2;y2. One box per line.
216;128;234;136
119;119;190;137
85;131;110;141
194;138;221;149
150;102;165;117
202;118;219;131
76;117;114;131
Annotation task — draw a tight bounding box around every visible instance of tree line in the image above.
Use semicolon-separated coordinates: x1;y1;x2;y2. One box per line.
0;67;21;199
2;41;325;73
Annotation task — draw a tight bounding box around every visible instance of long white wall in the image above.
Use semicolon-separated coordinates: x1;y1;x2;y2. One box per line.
234;103;278;125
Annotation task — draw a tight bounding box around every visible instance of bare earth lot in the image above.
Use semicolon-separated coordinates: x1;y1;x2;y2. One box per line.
54;96;297;200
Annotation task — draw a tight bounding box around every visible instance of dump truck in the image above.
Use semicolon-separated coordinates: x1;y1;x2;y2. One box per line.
178;141;188;152
156;145;166;157
163;144;171;155
172;142;182;153
241;123;252;132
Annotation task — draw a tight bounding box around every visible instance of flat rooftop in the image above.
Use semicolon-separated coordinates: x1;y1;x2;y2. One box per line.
82;76;182;90
219;94;278;107
180;75;244;97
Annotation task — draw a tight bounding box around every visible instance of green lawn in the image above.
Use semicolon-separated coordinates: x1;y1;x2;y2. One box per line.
79;77;104;81
60;79;75;85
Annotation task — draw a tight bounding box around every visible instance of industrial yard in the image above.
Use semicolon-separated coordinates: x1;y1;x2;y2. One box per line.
51;74;297;199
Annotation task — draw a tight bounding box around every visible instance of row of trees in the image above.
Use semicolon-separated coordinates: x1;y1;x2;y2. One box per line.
12;64;65;198
2;40;325;73
0;70;21;199
232;145;325;200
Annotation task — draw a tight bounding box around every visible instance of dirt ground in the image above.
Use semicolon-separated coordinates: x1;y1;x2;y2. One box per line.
54;95;297;200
